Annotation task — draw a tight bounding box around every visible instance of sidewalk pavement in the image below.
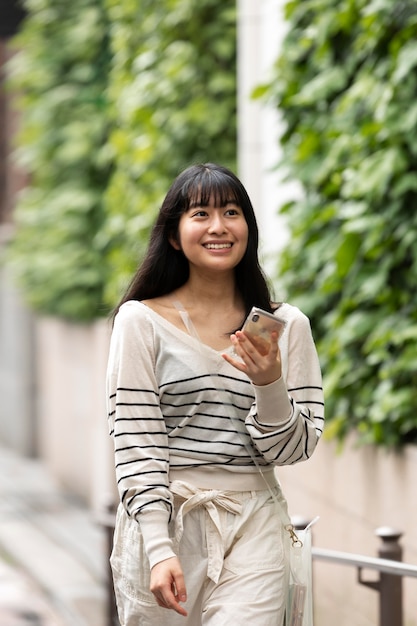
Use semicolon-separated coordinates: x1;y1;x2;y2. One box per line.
0;445;111;626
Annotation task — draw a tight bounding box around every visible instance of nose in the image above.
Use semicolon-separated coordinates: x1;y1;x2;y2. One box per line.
208;212;227;234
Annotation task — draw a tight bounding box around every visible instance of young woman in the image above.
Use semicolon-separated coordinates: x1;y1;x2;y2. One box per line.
107;163;324;626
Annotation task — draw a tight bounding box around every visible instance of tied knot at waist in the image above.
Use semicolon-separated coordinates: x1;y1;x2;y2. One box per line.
170;480;243;582
170;480;243;545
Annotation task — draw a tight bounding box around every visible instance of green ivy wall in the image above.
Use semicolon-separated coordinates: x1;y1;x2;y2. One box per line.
7;0;237;320
103;0;237;304
7;0;112;320
260;0;417;447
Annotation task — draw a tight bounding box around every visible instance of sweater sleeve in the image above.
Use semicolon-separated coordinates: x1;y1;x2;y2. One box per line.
107;302;176;568
245;307;324;465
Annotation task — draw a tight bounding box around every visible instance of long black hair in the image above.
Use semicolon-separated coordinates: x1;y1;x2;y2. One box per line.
114;163;276;324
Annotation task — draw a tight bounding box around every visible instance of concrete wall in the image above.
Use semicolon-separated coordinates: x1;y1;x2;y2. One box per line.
278;439;417;626
0;39;34;455
0;261;36;456
0;274;116;510
34;316;116;511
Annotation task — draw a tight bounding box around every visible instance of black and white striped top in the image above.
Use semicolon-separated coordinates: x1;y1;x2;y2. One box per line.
107;300;324;567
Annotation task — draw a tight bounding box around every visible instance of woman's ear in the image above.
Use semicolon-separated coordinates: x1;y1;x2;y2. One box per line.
169;233;181;251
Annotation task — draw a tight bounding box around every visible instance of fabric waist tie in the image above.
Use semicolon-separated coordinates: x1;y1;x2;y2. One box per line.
170;479;243;584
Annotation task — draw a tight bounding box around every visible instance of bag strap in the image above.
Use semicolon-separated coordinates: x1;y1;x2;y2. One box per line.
172;299;309;546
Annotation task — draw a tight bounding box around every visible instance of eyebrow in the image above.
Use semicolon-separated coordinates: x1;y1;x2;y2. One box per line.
188;199;238;209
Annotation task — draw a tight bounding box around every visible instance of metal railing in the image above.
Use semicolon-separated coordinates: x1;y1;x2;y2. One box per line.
312;546;417;579
293;519;417;626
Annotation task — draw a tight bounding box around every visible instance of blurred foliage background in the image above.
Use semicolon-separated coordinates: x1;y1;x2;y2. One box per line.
103;0;236;305
257;0;417;447
7;0;236;319
5;0;417;448
7;0;112;320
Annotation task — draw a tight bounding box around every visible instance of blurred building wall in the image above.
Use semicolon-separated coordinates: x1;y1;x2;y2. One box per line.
238;0;302;278
0;28;36;457
0;261;36;456
34;316;115;510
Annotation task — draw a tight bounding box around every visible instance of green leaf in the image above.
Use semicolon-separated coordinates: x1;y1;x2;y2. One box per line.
393;41;417;84
291;66;348;105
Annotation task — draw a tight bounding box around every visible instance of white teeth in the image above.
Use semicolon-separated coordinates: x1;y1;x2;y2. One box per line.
204;243;232;249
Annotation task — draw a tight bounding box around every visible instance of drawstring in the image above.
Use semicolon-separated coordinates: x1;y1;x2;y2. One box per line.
171;480;242;583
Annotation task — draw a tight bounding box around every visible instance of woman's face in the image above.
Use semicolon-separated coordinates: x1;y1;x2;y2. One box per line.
170;195;249;275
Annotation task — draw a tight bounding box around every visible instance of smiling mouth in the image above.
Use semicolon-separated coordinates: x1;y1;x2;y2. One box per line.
204;243;232;249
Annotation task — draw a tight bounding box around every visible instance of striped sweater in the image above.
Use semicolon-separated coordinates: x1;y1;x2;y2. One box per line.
107;300;324;567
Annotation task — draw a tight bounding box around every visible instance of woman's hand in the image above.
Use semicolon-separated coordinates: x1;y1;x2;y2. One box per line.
150;556;188;616
222;330;282;386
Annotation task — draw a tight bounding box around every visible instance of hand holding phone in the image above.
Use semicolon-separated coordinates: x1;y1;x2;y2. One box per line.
241;307;286;356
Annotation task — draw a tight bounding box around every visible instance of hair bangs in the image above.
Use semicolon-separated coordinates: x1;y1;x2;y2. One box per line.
182;167;242;210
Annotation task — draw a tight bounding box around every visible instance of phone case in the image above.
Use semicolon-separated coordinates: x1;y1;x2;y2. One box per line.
241;307;286;355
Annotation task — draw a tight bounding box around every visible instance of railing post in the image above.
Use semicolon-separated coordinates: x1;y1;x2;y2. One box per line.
375;527;403;626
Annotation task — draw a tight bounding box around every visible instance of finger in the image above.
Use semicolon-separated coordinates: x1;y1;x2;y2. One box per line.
173;571;187;605
169;598;188;617
268;331;279;357
222;335;248;368
229;338;265;372
161;570;188;615
235;331;264;362
165;588;188;616
154;588;188;616
241;329;280;362
221;351;248;372
155;595;168;609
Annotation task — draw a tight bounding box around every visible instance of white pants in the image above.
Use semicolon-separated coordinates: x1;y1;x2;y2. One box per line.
110;483;290;626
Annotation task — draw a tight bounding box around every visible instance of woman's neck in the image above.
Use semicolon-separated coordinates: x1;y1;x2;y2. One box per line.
142;274;245;348
174;274;241;312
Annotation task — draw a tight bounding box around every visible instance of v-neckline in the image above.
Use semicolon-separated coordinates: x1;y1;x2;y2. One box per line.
138;301;235;355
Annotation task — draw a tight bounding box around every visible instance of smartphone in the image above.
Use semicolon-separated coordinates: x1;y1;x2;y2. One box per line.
241;306;286;356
